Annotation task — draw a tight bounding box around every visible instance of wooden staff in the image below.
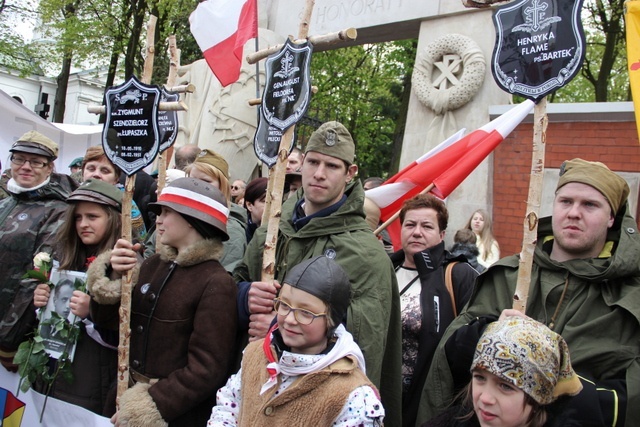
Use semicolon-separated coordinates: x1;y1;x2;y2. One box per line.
512;98;547;313
157;35;180;198
116;14;157;403
259;0;315;306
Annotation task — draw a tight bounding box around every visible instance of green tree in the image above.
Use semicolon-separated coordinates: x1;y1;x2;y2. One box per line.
0;0;39;75
303;40;416;179
552;0;629;102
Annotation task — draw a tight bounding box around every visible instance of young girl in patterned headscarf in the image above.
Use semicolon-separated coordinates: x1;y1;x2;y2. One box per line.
423;316;583;427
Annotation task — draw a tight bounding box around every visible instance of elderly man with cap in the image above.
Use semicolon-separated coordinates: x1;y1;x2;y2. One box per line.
234;121;402;426
418;158;640;427
0;131;78;371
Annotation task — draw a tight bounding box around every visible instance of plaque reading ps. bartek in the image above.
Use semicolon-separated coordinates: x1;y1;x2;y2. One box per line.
102;76;161;176
492;0;586;101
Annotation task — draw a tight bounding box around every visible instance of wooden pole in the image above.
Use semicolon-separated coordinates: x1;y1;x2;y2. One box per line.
512;98;548;313
117;13;157;404
246;28;357;65
257;0;315;338
157;35;180;198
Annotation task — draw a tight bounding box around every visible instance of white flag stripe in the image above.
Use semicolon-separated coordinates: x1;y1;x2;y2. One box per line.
161;186;230;217
366;181;416;209
189;0;244;51
416;128;467;164
479;99;535;137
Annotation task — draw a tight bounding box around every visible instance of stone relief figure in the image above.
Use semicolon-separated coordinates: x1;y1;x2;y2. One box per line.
174;28;284;182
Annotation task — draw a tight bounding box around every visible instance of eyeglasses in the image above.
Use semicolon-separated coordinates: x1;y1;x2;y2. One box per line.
274;298;327;325
231;186;241;190
10;155;49;169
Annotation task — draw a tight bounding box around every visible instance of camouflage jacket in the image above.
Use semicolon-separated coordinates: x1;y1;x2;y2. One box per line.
0;173;77;350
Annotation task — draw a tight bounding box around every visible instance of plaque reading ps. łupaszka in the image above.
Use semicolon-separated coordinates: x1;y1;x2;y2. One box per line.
492;0;585;101
103;76;161;176
158;88;179;153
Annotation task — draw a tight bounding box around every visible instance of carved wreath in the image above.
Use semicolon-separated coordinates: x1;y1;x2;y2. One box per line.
412;34;486;115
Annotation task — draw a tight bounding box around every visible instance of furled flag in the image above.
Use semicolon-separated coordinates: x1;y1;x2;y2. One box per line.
190;0;258;87
626;0;640;143
367;99;534;249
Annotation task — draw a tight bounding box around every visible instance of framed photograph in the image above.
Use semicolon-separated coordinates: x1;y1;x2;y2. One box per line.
38;268;86;360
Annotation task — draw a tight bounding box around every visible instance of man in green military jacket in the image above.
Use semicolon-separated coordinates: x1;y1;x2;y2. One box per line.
234;121;402;426
417;159;640;427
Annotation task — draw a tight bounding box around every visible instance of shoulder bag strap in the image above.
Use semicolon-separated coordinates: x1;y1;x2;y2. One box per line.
445;261;458;317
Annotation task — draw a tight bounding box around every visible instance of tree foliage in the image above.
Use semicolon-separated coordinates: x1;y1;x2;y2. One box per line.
551;0;629;102
301;40;416;179
0;0;40;75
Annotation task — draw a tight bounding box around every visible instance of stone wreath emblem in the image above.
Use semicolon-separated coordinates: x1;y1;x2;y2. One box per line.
412;34;486;115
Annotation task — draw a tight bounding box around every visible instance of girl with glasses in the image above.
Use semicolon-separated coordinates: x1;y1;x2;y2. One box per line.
209;256;384;426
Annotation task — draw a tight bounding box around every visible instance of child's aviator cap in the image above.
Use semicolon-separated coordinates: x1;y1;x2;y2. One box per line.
283;256;351;328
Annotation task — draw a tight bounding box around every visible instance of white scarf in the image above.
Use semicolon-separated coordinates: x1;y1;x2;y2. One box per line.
7;176;51;194
260;324;366;395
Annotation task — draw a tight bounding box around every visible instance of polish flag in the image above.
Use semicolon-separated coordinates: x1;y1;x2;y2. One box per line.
189;0;258;87
367;99;534;249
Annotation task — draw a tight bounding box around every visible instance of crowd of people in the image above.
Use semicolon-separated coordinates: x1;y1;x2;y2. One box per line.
0;126;639;427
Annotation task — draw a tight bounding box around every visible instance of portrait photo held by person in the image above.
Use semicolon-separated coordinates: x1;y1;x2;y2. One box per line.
30;179;123;415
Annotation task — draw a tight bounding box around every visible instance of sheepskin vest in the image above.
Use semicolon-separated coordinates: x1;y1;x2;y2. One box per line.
238;340;374;427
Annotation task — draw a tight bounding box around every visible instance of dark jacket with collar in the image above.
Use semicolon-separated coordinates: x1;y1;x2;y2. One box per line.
0;173;77;352
419;204;640;426
88;238;238;427
390;241;477;427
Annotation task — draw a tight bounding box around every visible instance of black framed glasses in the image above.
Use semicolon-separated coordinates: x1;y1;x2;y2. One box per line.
273;298;327;325
10;155;49;169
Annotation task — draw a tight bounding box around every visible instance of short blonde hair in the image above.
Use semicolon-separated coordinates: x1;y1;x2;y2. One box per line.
186;162;231;202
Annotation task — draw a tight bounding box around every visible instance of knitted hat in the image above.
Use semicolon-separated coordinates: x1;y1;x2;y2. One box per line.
149;177;229;240
68;179;122;211
283;256;351;336
471;317;583;405
557;158;629;216
194;149;229;179
305;121;355;165
11;131;58;160
68;157;84;168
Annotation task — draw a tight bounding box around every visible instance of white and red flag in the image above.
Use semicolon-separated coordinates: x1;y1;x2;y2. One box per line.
189;0;258;87
367;99;535;249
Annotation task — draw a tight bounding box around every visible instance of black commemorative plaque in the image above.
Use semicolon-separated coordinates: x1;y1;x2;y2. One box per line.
492;0;585;101
254;106;296;168
261;38;313;130
158;88;179;153
102;76;161;176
